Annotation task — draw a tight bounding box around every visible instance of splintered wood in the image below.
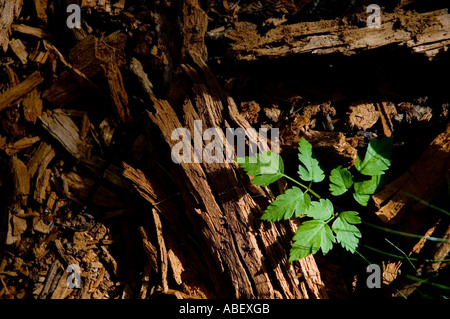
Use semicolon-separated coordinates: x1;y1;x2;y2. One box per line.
146;46;327;298
0;71;44;112
373;122;450;223
1;0;448;301
0;0;23;52
81;0;125;15
39;110;90;159
227;9;450;60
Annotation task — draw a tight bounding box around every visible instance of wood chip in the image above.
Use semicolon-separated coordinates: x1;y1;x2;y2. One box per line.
33;218;51;234
69;32;127;78
39;110;90;159
12;215;27;236
101;63;131;124
0;71;44;113
239;101;260;124
27;141;55;178
153;209;168;293
5;136;41;156
10;156;30;206
9;38;28;64
12;24;52;38
34;0;48;24
0;0;23;52
22;89;43;123
348;102;379;131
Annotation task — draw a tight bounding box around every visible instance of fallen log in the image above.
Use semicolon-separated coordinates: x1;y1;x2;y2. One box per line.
227;8;450;61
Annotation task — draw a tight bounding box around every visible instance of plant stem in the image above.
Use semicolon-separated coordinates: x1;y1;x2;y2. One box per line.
281;174;322;199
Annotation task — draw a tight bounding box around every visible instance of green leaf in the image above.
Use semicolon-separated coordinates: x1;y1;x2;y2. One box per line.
353;175;381;206
329;166;354;196
353;193;371;206
354;154;362;172
236;151;284;186
357;137;393;176
297;138;325;183
332;211;362;253
305;199;334;221
353;175;381;194
262;187;311;221
289;220;335;261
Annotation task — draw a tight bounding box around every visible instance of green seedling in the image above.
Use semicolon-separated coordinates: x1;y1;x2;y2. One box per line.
236;136;393;262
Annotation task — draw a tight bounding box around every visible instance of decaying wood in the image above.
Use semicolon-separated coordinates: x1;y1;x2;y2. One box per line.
42;71;84;107
306;131;357;168
138;226;158;273
152;209;168;293
227;9;450;60
32;145;55;204
5;136;41;156
69;32;127;78
39;110;90;160
0;0;23;52
149;97;256;298
348;102;380;131
81;0;125;15
10;156;30;206
375;101;394;137
373;122;450;223
183;58;310;299
101;63;131;124
0;71;44;113
34;0;48;24
181;0;209;62
122;162;215;298
11;24;52;38
146;43;329;298
27;141;55;178
297;255;328;299
22;89;43;123
9;38;28;64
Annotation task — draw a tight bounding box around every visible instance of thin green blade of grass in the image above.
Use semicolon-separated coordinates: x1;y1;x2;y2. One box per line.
384;238;416;269
361;243;450;262
387;186;450;217
362;221;450;243
355;250;373;265
404;274;450;291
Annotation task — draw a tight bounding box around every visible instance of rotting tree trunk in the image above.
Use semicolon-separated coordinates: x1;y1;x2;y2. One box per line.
122;0;328;299
226;8;450;61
